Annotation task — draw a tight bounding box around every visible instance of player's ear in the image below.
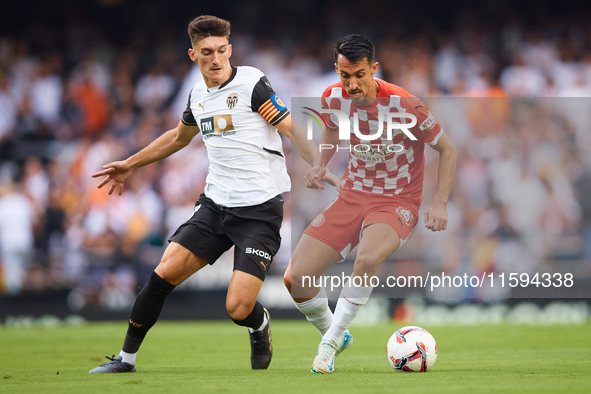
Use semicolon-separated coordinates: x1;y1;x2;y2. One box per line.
371;62;379;75
334;63;338;74
227;44;232;58
188;48;197;62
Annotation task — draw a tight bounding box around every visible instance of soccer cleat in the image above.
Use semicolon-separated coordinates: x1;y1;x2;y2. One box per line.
311;339;338;374
310;331;353;374
249;308;272;369
89;355;136;374
336;329;353;357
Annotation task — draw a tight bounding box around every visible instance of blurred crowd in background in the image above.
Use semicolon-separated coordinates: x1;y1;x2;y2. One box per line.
0;0;590;308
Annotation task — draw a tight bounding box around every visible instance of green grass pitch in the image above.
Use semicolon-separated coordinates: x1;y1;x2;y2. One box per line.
1;319;590;393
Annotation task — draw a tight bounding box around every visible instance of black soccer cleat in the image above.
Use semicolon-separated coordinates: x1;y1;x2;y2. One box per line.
249;308;272;369
89;355;136;374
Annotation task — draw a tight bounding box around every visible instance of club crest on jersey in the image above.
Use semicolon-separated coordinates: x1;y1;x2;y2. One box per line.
226;93;238;109
396;207;413;226
311;213;326;227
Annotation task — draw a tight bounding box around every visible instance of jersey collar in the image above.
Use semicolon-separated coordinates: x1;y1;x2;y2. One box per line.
207;66;237;93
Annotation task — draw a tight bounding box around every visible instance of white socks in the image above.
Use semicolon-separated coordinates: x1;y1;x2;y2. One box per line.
322;283;373;344
249;312;269;333
119;350;137;366
294;287;333;337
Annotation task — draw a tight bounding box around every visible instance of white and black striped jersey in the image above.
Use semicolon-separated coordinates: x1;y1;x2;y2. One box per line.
182;66;291;207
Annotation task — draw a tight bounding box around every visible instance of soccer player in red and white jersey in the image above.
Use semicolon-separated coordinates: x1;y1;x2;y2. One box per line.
283;34;457;374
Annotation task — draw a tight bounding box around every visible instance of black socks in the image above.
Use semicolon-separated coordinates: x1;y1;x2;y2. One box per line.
231;300;265;329
122;272;176;353
122;271;265;353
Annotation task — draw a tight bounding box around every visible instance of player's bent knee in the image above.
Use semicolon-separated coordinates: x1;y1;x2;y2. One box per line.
155;256;186;286
354;252;382;275
154;259;178;285
226;294;256;321
226;301;253;321
283;270;292;293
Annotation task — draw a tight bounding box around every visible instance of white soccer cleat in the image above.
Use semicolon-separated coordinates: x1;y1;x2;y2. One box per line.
311;339;338;374
336;329;353;357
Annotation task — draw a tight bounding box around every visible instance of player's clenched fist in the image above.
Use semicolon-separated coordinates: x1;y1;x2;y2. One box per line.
424;202;448;232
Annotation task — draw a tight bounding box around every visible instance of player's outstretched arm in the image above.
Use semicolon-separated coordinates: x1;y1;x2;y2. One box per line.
275;114;341;190
92;120;200;195
424;132;457;231
275;113;317;166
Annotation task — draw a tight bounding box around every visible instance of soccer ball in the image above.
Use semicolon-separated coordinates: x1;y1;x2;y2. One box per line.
387;326;437;372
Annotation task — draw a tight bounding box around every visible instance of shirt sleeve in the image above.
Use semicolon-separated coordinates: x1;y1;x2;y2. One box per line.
181;91;197;126
406;97;443;145
251;76;289;126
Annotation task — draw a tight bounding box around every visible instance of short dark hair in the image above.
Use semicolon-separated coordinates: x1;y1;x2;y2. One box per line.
188;15;231;46
334;34;375;64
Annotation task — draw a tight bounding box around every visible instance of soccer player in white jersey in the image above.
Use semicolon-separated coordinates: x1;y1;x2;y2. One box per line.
89;15;337;373
283;35;457;373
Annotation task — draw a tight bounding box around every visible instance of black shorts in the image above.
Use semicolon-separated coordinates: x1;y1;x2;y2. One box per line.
168;193;284;281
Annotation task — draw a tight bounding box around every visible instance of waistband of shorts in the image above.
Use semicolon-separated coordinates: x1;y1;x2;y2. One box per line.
340;187;421;207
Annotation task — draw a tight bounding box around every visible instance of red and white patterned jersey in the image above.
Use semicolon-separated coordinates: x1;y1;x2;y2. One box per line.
321;79;443;204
